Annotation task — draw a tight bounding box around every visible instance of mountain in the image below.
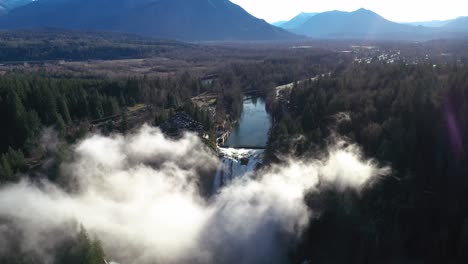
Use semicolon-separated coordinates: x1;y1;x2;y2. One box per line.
406;17;468;29
272;21;287;27
406;20;454;27
0;0;299;41
291;8;436;40
0;0;33;15
444;17;468;29
274;13;318;30
276;12;318;30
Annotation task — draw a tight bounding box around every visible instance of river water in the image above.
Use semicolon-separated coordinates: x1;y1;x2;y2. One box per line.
224;97;272;148
213;97;271;192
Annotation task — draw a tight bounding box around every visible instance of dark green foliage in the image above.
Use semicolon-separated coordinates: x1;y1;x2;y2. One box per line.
270;63;468;263
20;226;106;264
57;96;72;124
0;29;191;62
103;96;120;117
0;148;27;182
0;74;124;153
230;59;320;97
0;155;13;181
0;220;105;264
120;109;128;133
6;148;27;173
0;72;207;157
0;71;217;187
55;113;67;138
58;226;105;264
88;90;105;120
181;102;214;131
154;111;169;127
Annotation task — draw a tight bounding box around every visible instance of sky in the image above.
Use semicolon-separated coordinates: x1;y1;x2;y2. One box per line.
230;0;468;23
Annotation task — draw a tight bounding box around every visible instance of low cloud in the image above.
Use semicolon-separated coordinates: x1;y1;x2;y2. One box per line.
0;125;389;264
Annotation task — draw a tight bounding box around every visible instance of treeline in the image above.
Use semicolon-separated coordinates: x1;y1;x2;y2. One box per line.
0;29;193;61
213;70;244;122
228;51;346;96
212;55;334;122
0;225;105;264
0;72;211;182
1;75;125;152
0;70;218;263
267;63;468;263
229;57;320;96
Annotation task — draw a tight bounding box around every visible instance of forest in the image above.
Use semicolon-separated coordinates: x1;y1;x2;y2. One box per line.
267;63;468;263
0;43;344;262
0;224;105;264
0;71;219;181
0;29;194;61
0;64;253;263
2;33;468;263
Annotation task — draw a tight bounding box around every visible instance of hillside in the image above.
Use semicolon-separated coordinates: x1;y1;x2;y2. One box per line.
0;0;33;15
0;0;298;41
444;17;468;29
292;8;432;40
276;12;318;30
406;20;454;27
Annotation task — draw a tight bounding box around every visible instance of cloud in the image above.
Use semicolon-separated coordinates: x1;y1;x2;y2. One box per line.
0;125;389;264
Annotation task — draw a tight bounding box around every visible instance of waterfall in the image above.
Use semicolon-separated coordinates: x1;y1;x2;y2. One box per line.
212;96;270;193
213;147;264;193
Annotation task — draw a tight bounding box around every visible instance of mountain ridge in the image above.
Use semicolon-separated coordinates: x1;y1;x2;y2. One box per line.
274;12;318;30
288;8;452;40
444;16;468;29
0;0;33;15
0;0;300;41
405;20;454;27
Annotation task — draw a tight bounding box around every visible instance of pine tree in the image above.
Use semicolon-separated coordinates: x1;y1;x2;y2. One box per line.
86;238;105;264
119;91;126;107
5;89;28;150
60;226;106;264
6;147;26;172
0;155;13;181
77;88;90;119
38;85;58;125
58;96;72;124
23;110;42;152
89;91;104;120
56;113;67;138
110;97;120;115
120;109;128;132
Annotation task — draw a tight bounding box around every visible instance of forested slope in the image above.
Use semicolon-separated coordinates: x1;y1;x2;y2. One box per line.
268;63;468;263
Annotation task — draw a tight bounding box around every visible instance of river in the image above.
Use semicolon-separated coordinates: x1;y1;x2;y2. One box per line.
213;97;271;192
224;97;271;148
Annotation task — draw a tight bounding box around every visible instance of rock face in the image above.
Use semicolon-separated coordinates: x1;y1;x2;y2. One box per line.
0;0;299;41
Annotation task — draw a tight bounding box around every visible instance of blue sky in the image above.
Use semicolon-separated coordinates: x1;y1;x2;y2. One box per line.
230;0;468;23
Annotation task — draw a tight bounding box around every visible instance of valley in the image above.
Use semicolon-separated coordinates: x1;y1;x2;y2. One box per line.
0;1;468;264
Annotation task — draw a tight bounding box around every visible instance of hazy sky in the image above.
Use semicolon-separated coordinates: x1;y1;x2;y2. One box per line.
230;0;468;23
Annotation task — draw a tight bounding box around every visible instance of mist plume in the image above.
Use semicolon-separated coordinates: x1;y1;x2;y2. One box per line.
0;125;389;264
